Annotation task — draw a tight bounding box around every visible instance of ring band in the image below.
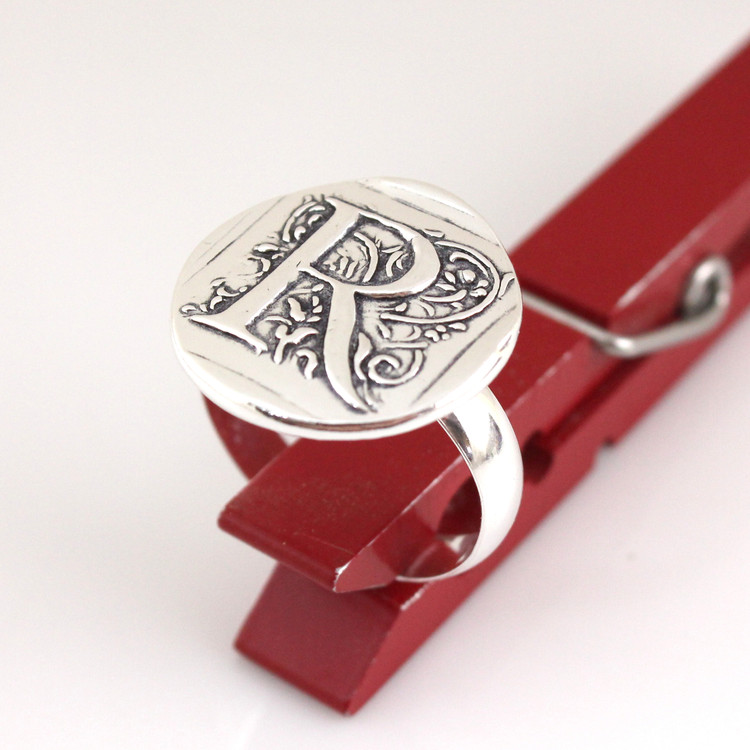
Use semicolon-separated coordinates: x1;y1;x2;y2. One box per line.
172;178;524;581
396;387;523;581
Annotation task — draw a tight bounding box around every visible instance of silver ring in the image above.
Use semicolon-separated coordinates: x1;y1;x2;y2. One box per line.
171;178;524;582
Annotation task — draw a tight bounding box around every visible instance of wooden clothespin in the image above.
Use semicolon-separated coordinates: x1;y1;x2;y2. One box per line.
187;41;750;713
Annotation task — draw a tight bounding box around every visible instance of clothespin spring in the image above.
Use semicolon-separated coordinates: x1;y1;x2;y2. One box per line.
522;255;732;358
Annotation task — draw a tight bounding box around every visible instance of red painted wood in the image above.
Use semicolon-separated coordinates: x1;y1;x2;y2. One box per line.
204;398;287;480
205;42;750;713
514;41;750;330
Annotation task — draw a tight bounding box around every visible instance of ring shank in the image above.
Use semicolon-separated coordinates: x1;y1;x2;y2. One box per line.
396;387;523;582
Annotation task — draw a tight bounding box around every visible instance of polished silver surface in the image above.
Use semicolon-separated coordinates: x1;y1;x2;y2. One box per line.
399;389;523;582
172;178;524;580
173;178;522;438
523;255;732;358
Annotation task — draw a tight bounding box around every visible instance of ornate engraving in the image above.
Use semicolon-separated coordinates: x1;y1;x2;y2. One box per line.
180;195;514;412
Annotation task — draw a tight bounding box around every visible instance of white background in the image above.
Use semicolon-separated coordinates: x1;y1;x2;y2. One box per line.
2;2;750;748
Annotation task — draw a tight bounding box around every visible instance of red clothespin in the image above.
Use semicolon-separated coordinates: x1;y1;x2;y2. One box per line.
181;42;750;713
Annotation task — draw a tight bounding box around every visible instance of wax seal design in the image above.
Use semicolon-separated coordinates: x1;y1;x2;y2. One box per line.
172;178;521;438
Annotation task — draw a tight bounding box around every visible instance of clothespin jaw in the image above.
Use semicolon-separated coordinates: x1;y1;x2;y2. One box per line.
198;42;750;713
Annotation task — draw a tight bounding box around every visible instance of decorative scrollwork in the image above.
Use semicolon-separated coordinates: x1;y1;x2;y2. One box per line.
180;195;514;412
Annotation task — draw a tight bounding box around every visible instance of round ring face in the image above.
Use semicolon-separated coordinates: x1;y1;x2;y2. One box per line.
172;178;521;439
